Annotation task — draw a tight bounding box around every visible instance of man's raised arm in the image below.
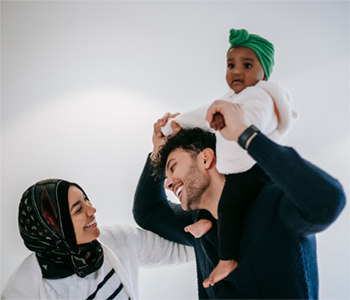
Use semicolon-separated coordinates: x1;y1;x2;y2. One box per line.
133;113;195;246
206;100;346;235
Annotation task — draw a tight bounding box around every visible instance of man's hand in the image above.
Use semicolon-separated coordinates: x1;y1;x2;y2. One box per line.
152;112;181;159
206;100;248;141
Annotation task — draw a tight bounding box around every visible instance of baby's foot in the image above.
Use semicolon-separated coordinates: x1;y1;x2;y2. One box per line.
203;259;238;288
184;219;212;238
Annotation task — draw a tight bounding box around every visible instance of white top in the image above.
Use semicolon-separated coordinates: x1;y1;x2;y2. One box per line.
42;256;129;299
161;81;298;174
1;224;195;300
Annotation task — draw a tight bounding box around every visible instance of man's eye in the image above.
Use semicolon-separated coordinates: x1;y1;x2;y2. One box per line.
244;63;252;68
170;164;176;172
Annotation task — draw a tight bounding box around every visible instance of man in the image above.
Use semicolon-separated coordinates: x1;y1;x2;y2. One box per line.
133;101;345;299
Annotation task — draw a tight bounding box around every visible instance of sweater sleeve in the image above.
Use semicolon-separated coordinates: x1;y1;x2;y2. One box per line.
161;105;211;136
247;133;346;235
133;154;195;246
136;227;195;267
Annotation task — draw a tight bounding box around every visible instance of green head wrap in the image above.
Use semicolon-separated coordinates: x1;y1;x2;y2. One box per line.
228;28;274;79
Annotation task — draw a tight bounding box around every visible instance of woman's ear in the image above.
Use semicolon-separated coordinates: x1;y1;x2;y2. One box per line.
202;148;215;170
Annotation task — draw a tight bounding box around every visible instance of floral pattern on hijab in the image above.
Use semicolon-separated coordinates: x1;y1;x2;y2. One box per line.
18;179;103;279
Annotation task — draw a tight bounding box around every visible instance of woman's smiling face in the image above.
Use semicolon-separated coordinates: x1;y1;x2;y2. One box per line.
68;185;100;245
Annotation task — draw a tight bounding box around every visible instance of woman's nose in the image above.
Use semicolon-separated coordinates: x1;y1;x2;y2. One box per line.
87;204;96;216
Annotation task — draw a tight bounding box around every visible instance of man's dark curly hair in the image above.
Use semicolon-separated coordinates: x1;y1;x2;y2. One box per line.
152;128;216;178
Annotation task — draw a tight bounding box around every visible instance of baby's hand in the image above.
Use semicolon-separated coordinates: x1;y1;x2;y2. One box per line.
210;112;225;131
184;219;212;238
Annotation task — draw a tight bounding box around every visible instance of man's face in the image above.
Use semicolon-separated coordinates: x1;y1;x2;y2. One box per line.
226;46;265;94
164;148;209;211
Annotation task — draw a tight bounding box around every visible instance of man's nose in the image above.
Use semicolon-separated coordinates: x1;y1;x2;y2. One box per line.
164;177;173;191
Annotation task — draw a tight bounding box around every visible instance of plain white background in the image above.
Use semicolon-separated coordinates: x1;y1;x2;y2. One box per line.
1;1;349;299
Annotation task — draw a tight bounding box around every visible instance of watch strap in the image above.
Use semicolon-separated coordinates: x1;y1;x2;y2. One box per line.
238;125;260;149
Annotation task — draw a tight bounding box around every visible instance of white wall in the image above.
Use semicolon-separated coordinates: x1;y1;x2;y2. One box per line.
1;1;349;299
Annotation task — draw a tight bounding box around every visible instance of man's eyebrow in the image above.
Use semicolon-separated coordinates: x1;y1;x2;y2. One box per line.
70;200;81;211
166;158;175;171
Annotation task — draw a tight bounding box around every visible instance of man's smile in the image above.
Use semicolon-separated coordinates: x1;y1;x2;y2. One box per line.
176;186;183;198
172;182;184;200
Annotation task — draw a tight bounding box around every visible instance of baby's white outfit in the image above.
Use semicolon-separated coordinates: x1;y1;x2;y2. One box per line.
161;81;298;174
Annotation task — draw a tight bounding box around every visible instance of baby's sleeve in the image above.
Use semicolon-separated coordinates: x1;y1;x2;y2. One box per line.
237;86;277;134
161;105;212;136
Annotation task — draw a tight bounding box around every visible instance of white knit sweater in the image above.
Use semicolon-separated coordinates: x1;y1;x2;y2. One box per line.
161;81;298;174
1;224;195;299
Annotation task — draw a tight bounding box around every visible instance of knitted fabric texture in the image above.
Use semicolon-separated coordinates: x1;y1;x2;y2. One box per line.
133;134;345;299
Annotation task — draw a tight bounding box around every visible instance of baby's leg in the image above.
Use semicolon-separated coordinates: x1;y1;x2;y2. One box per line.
184;219;212;238
203;164;269;287
203;259;238;288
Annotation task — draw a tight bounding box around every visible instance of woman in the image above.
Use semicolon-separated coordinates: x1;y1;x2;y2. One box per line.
2;179;194;299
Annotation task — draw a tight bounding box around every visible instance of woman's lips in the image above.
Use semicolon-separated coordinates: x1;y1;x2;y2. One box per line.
84;219;97;229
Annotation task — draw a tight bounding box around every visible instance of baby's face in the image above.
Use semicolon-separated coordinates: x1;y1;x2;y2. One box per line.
226;47;265;93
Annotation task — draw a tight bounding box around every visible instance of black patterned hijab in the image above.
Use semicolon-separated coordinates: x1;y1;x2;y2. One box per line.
18;179;104;279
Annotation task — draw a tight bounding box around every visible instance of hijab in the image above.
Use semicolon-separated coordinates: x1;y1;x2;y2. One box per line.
18;179;104;279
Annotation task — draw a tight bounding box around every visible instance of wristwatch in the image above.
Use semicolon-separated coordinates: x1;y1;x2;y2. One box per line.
238;125;260;150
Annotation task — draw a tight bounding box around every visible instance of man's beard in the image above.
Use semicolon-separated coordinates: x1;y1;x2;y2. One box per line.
183;161;209;210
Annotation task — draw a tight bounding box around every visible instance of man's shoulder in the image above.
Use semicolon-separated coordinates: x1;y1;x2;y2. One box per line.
247;181;283;215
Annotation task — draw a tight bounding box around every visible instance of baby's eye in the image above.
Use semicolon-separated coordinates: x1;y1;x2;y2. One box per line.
244;63;252;68
227;63;234;69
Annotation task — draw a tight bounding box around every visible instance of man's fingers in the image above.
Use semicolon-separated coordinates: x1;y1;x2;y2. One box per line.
154;120;164;138
170;121;181;133
206;101;225;123
160;112;171;126
171;112;180;119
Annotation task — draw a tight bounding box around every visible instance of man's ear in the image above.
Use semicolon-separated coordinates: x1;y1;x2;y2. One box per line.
202;148;216;170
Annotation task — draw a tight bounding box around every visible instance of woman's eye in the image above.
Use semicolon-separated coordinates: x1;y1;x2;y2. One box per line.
76;207;82;214
244;63;252;68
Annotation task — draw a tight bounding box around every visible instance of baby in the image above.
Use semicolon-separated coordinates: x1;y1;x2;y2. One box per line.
161;28;298;287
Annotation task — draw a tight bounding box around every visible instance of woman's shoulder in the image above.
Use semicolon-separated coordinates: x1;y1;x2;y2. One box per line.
8;253;40;280
2;253;42;299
